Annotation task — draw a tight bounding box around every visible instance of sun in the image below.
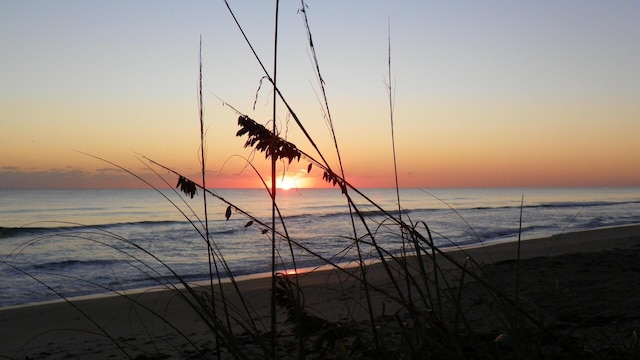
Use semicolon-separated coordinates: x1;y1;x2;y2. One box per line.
277;176;297;190
272;169;313;190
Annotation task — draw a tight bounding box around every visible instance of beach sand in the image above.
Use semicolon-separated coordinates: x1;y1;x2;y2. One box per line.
1;225;638;359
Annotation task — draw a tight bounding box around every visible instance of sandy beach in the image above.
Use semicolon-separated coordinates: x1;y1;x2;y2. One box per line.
1;225;638;359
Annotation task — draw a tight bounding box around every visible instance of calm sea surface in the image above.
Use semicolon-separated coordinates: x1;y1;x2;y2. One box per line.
1;187;639;307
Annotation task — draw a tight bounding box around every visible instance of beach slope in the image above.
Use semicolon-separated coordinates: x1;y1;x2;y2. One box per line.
1;225;638;359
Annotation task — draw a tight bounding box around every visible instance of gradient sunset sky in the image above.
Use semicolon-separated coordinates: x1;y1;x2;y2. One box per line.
1;1;638;189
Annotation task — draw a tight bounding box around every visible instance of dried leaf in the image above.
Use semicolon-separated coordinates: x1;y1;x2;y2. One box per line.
261;229;269;234
307;163;313;174
244;220;254;228
320;169;346;191
176;176;197;198
225;206;232;220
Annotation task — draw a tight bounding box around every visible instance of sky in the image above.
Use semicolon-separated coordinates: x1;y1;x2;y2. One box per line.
1;1;639;189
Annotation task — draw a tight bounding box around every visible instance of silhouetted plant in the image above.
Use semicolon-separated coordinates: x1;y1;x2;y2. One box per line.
176;175;197;198
236;115;301;164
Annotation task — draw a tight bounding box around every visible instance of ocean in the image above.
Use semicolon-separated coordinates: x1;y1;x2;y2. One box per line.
1;187;638;308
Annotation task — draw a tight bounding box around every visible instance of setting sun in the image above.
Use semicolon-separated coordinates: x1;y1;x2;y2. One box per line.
272;169;313;190
277;176;297;190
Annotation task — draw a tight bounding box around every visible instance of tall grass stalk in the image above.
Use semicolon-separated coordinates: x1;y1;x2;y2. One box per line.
515;195;524;308
385;20;416;313
197;36;223;360
270;2;280;358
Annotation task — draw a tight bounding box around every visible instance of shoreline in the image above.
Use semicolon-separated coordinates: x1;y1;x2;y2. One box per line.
1;224;638;359
2;224;638;311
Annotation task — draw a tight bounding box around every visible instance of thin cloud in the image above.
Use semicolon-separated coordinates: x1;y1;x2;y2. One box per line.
0;167;164;189
95;167;126;173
